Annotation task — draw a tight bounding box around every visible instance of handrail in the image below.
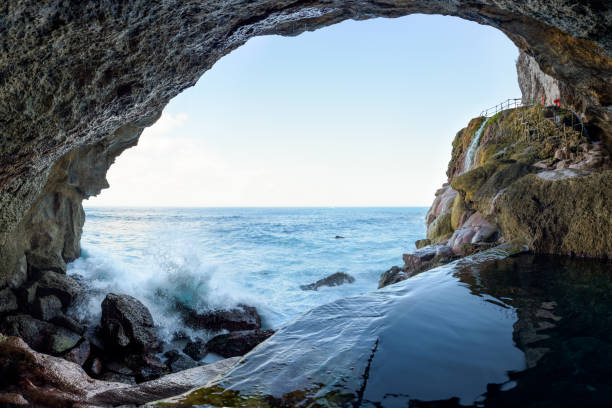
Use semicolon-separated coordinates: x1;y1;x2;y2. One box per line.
479;98;526;117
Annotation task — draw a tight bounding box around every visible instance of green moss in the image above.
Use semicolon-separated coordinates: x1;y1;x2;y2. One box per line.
426;212;454;243
415;239;431;249
450;161;501;202
497;170;612;258
450;194;466;230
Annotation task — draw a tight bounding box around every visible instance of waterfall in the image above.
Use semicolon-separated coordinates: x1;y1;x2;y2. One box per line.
463;117;490;172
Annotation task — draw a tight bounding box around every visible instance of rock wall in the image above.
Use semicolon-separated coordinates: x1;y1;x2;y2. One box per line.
0;1;611;286
423;105;612;260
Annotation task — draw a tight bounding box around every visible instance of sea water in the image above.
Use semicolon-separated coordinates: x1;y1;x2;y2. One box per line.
68;207;426;340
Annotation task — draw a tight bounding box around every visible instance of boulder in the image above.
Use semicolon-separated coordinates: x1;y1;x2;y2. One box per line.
183;338;207;361
36;271;82;307
0;393;28;406
448;212;499;255
0;314;81;355
0;288;18;315
300;272;355;291
164;350;197;373
184;304;261;332
32;294;63;321
414;239;431;249
206;330;275;358
62;339;91;367
101;293;160;352
379;245;457;289
124;353;169;383
378;266;408;289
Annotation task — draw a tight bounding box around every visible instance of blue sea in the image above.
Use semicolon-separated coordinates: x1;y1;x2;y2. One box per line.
68;207;427;341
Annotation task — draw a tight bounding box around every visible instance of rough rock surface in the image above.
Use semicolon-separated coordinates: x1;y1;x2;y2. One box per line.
206;329;275;358
184;304;262;332
0;334;239;406
0;0;611;292
101;293;160;352
300;271;355;291
183;338;207;361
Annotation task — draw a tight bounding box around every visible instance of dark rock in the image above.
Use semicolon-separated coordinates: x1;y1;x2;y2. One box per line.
101;293;160;352
206;329;275;358
32;294;63;321
50;314;86;335
0;288;18;315
184;304;261;332
0;393;29;406
62;339;90;366
0;314;81;354
89;357;103;376
183;338;207;361
379;244;457;289
124;354;169;383
415;239;431;249
378;266;408;289
335;235;344;239
460;242;497;257
300;272;356;291
36;270;82;307
84;325;106;351
163;349;197;372
105;360;135;376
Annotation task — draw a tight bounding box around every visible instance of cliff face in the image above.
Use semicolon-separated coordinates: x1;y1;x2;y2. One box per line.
424;105;612;259
0;1;611;285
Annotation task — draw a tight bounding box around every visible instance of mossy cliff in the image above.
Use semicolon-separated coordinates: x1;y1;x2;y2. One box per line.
425;105;612;259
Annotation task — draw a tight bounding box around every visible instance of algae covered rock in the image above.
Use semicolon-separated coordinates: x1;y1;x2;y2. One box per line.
496;169;612;258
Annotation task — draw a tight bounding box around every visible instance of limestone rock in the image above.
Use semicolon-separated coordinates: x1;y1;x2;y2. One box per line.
496;170;612;258
300;272;355;291
101;293;160;353
206;330;275;358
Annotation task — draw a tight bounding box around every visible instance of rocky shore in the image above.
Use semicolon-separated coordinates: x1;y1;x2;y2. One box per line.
0;0;611;406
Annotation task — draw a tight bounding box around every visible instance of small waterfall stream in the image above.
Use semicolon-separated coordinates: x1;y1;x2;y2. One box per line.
463;117;490;172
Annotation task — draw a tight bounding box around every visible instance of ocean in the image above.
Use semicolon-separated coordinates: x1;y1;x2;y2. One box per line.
68;207;427;341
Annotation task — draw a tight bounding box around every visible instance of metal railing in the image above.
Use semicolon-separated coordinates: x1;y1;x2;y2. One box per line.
479;98;526;117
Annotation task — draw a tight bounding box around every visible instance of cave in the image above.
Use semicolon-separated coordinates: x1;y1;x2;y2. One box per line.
0;1;611;407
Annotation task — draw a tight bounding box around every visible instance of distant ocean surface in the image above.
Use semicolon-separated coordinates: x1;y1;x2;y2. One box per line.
68;207;427;341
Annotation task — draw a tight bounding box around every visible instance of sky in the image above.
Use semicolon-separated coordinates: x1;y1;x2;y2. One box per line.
87;14;520;207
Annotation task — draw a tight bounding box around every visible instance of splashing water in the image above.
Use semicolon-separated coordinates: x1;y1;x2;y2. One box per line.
67;207;427;342
463;117;490;172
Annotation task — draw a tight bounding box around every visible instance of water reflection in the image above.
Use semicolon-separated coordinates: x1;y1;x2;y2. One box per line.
158;253;612;407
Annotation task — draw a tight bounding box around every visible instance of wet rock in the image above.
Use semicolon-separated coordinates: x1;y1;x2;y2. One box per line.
0;287;18;315
32;294;63;321
335;235;345;239
378;266;408;289
0;314;80;354
184;304;261;332
164;351;197;373
300;272;355;291
62;339;91;367
36;270;82;307
206;330;275;358
380;245;458;289
183;338;207;361
124;354;169;383
101;293;160;352
415;239;431;249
